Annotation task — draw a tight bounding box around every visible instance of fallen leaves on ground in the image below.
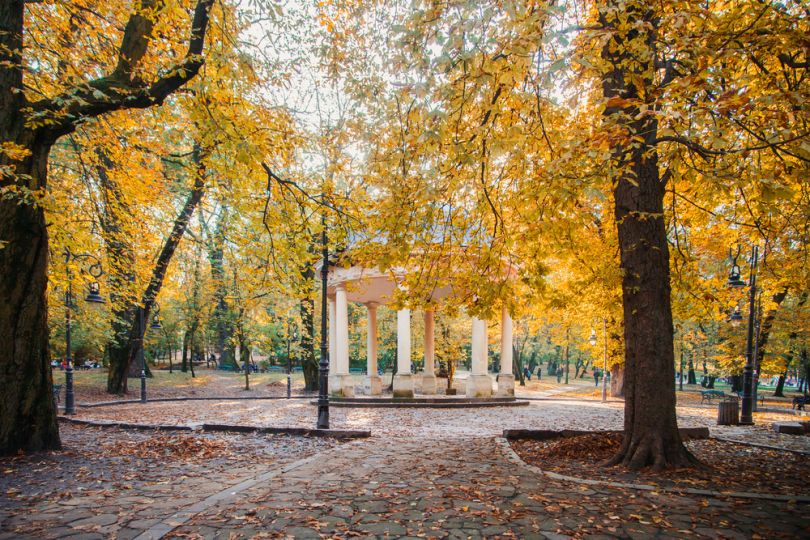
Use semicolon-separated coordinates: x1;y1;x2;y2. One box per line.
511;433;810;496
102;433;232;461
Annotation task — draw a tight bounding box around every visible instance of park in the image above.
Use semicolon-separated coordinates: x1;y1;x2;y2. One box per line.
1;0;808;539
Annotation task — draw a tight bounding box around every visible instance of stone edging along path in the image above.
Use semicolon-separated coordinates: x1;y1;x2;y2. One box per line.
495;437;810;504
58;416;371;439
74;395;312;408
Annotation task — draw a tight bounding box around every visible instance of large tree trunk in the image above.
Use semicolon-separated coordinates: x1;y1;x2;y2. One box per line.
0;154;61;454
0;0;212;453
0;1;59;455
600;1;698;470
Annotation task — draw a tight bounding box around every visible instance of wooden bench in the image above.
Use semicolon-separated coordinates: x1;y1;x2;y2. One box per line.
700;390;725;404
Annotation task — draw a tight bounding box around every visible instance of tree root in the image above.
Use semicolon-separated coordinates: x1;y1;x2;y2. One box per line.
602;432;707;472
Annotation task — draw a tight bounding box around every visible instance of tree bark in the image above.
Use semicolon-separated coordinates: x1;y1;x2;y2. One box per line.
0;152;61;455
600;1;698;470
103;146;207;391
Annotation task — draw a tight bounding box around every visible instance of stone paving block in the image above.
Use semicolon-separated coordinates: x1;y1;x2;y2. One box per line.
773;422;807;435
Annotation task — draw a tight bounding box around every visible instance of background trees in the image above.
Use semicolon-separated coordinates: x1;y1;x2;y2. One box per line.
1;0;806;464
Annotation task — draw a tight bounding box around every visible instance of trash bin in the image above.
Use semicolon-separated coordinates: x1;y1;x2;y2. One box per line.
718;397;740;425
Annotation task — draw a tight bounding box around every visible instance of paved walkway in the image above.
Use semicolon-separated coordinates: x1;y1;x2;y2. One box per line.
166;436;808;539
3;393;810;539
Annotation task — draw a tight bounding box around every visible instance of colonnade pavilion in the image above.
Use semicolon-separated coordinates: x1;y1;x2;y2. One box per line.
325;262;516;399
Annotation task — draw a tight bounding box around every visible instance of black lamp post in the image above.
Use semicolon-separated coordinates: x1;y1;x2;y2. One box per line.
287;321;299;399
63;248;105;415
317;214;330;429
728;245;758;425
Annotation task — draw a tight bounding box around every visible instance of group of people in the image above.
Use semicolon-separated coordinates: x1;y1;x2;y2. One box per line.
520;364;610;386
50;359;100;370
521;365;568;383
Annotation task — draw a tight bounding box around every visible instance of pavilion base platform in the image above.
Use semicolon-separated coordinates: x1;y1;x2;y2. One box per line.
419;374;438;395
329;374;355;398
393;373;414;398
496;374;515;397
363;375;382;395
321;396;529;408
466;374;494;398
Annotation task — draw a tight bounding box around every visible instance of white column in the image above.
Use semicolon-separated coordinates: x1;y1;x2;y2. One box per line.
393;308;414;397
471;317;488;375
329;283;354;397
422;310;437;394
367;303;378;375
397;308;411;373
335;283;349;375
497;306;515;397
328;295;336;362
424;310;435;374
364;303;382;395
500;307;513;374
467;317;492;397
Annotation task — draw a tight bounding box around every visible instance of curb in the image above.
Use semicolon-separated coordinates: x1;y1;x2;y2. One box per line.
495;437;810;503
504;427;710;441
73;395;312;408
713;436;810;456
320;400;530;409
59;416;371;439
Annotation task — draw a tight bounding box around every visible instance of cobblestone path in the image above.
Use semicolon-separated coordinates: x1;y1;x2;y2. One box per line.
167;435;808;539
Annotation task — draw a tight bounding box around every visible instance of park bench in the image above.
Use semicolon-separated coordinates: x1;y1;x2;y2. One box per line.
700;390;725;404
734;391;765;406
793;396;808;411
52;384;62;405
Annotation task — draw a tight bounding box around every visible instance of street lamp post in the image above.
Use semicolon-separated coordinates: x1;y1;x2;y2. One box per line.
138;301;162;404
139;306;147;403
728;245;759;425
316;214;330;429
63;248;105;415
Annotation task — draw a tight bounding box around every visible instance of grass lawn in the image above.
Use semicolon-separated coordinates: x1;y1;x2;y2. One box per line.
52;367;309;402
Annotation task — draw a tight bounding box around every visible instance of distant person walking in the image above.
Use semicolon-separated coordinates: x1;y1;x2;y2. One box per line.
594;368;601;387
523;366;531;381
536;366;542;380
556;366;563;383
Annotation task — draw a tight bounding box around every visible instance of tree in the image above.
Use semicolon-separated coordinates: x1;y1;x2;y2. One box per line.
0;0;213;454
595;1;700;470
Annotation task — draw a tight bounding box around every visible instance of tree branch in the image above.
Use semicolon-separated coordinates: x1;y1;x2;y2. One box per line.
31;0;213;139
